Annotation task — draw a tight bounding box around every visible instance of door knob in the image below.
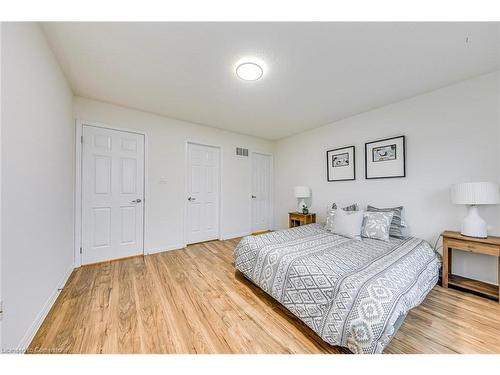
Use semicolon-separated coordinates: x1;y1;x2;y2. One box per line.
188;197;196;201
131;198;142;204
252;195;256;198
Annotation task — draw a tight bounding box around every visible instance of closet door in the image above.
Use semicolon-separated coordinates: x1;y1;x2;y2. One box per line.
251;152;272;233
186;143;220;244
81;125;144;264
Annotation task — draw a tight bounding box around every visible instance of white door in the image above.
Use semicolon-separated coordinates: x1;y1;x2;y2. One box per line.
82;125;145;264
251;152;272;232
186;143;220;244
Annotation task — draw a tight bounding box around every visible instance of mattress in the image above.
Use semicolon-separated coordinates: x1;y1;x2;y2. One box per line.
233;223;440;354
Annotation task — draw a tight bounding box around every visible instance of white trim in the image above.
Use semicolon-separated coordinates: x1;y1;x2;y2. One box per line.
145;243;186;255
184;140;223;245
220;231;251;240
250;150;275;232
74;119;149;267
17;265;73;352
74;121;82;267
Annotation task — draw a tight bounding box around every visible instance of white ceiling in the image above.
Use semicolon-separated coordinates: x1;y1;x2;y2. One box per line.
41;22;500;140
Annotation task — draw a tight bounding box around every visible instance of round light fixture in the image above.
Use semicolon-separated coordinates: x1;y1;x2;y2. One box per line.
236;62;263;81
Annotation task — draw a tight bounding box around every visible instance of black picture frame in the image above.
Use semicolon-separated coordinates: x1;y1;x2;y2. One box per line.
326;145;356;181
365;135;406;179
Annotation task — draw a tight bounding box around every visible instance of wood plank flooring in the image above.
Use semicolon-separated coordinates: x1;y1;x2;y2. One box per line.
28;238;500;354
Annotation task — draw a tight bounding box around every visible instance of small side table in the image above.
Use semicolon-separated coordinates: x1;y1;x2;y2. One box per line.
442;230;500;302
289;212;316;228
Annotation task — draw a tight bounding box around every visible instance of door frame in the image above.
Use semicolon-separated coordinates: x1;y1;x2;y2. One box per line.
184;140;223;245
251;151;274;233
74;119;148;267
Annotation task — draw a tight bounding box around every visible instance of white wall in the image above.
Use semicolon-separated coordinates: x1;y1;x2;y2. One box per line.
0;22;3;350
73;97;274;254
274;71;500;285
1;23;74;350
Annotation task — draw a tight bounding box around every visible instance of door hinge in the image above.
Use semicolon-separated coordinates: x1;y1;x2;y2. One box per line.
80;247;82;254
0;300;3;321
81;135;83;143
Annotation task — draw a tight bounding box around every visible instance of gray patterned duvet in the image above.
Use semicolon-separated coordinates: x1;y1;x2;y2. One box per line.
234;223;440;354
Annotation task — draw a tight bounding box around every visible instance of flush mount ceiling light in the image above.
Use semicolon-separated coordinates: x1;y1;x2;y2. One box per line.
236;62;263;81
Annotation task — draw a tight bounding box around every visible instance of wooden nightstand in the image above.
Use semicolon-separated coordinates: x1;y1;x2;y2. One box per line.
289;212;316;228
442;230;500;302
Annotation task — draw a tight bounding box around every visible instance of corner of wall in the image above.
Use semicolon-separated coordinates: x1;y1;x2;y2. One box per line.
17;265;73;352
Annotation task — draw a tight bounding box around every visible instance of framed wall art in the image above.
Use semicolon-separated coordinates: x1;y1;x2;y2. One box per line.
327;145;355;181
365;135;406;179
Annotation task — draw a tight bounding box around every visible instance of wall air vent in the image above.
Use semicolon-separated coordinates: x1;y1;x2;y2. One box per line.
236;147;249;157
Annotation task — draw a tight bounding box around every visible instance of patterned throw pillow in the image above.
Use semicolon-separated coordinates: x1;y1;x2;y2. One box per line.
325;203;359;231
361;211;394;242
366;205;403;238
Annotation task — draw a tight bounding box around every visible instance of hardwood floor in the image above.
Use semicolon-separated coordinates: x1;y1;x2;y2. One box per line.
28;238;500;354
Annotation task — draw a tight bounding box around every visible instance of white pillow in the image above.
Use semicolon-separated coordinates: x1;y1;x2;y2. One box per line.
325;208;336;231
330;209;364;240
325;203;359;232
400;216;408;228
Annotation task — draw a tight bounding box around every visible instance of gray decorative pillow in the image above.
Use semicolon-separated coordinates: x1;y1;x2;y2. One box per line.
325;203;359;231
361;211;394;242
367;205;403;238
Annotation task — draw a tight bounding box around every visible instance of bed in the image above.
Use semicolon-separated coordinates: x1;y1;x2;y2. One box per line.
233;223;441;354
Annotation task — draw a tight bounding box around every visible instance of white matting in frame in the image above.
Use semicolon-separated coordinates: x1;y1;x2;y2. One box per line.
365;135;406;179
327;145;355;181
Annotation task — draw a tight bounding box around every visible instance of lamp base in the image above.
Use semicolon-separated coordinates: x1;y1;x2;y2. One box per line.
297;199;307;213
461;205;487;238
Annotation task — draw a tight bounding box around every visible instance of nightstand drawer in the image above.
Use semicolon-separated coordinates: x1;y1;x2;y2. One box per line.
446;238;500;257
289;213;303;221
288;212;316;228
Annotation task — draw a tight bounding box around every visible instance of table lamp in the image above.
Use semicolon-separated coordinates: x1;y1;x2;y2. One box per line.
294;186;310;213
451;182;499;238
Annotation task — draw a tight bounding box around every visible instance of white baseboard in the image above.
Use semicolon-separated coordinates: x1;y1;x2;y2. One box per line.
220;231;250;240
145;243;186;255
17;264;74;352
146;234;250;254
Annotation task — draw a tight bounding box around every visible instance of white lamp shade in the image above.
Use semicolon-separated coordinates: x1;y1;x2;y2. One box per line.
294;186;310;198
451;182;499;205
